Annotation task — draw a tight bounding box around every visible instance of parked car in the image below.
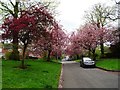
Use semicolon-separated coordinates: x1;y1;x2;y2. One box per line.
80;57;95;67
62;56;70;61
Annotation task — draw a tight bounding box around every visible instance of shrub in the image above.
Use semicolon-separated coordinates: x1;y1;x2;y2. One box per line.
5;51;12;60
2;56;5;60
109;42;120;58
102;53;119;59
9;51;20;60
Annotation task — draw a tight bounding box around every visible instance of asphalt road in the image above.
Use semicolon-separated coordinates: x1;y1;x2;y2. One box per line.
62;61;119;88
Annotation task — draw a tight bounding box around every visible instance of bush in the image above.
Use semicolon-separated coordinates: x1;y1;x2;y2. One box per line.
2;56;5;60
9;51;20;60
102;53;119;59
109;43;120;58
5;51;12;60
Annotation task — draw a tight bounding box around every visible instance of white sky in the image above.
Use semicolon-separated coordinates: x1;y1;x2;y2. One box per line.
55;0;115;34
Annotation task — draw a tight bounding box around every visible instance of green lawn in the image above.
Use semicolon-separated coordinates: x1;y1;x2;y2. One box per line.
96;59;120;71
2;59;61;88
74;59;80;63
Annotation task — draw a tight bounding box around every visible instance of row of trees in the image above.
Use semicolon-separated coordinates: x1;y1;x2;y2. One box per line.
1;0;67;68
66;3;119;60
85;3;118;56
66;23;117;60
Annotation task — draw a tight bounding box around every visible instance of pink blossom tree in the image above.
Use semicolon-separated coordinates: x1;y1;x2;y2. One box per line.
68;23;116;60
1;3;59;68
65;32;84;59
76;24;98;60
30;22;67;61
0;0;59;60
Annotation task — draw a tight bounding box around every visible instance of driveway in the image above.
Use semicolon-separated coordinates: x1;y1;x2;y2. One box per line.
62;61;119;88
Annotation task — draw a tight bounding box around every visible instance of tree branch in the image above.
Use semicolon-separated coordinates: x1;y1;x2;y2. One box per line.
104;16;118;21
0;1;14;16
9;0;15;7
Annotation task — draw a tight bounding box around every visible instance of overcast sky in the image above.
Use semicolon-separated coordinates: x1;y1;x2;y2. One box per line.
55;0;115;34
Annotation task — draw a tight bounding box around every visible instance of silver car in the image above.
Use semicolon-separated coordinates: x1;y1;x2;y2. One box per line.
80;57;95;67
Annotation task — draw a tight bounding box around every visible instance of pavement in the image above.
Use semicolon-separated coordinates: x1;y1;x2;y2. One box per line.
62;61;119;88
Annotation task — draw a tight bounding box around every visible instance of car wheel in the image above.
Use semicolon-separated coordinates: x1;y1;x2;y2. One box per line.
82;64;85;68
80;64;82;67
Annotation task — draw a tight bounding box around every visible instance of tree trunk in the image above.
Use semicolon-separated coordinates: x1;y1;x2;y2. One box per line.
118;27;120;43
92;49;96;61
11;33;20;60
21;44;27;69
55;52;58;60
47;50;51;61
11;1;19;60
100;42;104;57
88;48;91;57
97;22;104;57
76;54;79;59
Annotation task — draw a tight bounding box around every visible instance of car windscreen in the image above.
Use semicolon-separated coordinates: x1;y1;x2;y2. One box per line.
83;58;92;61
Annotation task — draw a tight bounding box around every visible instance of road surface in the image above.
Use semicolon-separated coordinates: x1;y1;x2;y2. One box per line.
62;61;119;88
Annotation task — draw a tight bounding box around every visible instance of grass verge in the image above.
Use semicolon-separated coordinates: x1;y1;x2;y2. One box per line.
2;59;61;88
96;59;120;71
74;59;80;63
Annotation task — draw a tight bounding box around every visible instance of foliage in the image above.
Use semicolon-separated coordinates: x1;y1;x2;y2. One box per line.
0;0;59;61
95;47;101;59
0;0;58;18
65;32;85;57
2;59;61;88
109;42;120;58
85;3;115;25
96;59;120;70
75;59;81;63
0;0;20;60
4;50;11;60
66;23;117;60
9;50;20;60
2;43;12;49
29;22;67;61
104;46;111;53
